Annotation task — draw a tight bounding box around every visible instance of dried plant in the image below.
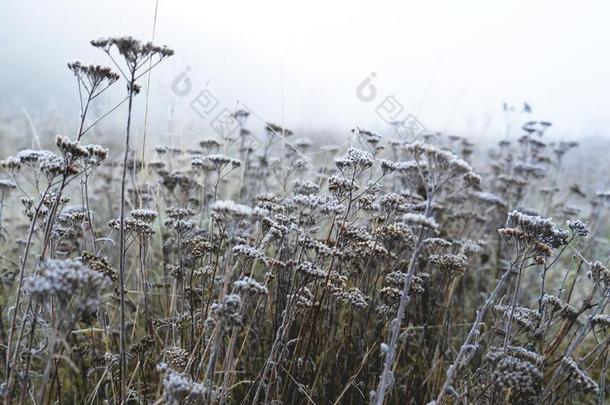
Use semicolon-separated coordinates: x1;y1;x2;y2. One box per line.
0;39;607;405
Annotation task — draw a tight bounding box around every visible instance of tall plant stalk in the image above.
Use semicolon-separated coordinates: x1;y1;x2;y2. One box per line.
117;71;136;402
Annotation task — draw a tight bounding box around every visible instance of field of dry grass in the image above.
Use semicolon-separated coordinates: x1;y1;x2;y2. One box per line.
0;37;608;405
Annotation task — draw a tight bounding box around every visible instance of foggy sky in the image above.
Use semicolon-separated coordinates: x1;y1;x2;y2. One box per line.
2;0;610;143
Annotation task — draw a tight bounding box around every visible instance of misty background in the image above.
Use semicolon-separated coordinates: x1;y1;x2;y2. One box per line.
1;0;610;146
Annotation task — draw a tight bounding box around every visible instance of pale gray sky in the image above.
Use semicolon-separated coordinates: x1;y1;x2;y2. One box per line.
2;0;610;141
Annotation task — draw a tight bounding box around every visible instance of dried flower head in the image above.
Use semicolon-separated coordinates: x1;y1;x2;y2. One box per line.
25;259;111;312
560;357;599;395
234;276;268;295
